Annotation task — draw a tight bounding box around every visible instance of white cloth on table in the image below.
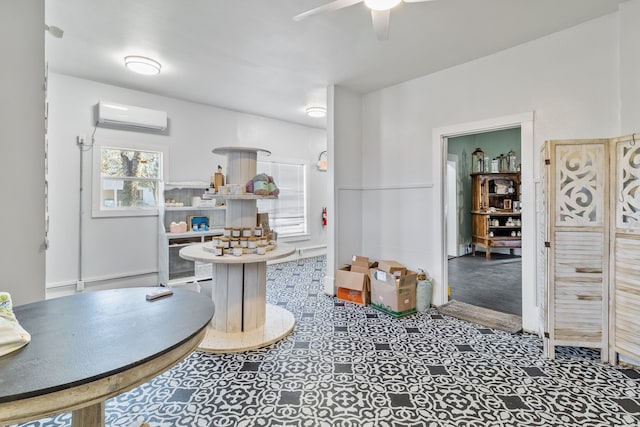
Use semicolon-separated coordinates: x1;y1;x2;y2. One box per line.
0;292;31;357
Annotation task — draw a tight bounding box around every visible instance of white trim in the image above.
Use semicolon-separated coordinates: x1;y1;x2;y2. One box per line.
338;184;433;191
433;112;537;333
281;233;312;242
46;268;158;289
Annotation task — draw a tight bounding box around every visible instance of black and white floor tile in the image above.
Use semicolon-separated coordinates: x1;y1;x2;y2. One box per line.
17;256;640;427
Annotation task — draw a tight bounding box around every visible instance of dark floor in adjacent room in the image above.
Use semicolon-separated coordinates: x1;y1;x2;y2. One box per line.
19;256;640;427
448;252;522;316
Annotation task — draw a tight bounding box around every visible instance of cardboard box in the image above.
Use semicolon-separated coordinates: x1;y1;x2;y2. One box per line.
256;212;270;229
370;268;417;318
213;172;225;193
335;256;378;306
350;256;374;274
378;260;407;277
336;266;369;305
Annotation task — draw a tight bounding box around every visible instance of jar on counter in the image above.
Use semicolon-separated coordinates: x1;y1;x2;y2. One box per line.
223;227;232;237
231;228;241;238
214;245;224;256
230;237;240;247
242;228;253;238
240;237;248;248
254;227;263;237
248;237;258;249
220;238;230;249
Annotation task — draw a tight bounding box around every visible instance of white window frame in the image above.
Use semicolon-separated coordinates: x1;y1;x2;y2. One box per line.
92;139;168;218
257;158;309;239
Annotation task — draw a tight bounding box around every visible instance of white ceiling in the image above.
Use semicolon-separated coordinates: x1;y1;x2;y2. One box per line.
45;0;626;129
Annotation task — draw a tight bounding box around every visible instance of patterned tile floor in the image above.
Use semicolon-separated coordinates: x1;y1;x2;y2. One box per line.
16;256;640;427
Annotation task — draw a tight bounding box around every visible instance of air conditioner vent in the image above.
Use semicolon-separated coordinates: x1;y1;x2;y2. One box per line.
97;101;167;131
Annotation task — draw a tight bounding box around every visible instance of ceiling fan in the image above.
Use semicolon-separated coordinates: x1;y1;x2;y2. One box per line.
293;0;437;41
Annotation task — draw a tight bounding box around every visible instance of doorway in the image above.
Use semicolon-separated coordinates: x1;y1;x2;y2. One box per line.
446;129;522;316
432;112;537;332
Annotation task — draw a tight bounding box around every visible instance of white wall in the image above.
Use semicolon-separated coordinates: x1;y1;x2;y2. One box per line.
325;86;364;294
341;12;622;332
0;1;46;305
620;0;640;134
47;73;327;295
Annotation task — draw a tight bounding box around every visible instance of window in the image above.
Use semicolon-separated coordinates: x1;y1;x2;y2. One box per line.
257;160;307;237
92;141;166;217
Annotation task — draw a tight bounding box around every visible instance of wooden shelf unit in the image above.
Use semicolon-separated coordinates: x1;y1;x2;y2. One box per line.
470;172;521;259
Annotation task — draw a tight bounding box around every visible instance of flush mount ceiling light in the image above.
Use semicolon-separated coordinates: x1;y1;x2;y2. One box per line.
306;106;327;118
364;0;401;11
124;56;161;76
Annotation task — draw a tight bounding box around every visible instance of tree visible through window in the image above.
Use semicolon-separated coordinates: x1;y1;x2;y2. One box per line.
257;161;307;237
100;147;162;209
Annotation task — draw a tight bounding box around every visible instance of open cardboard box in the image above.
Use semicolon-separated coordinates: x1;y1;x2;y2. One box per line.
335;256;378;306
378;260;408;276
370;267;417;318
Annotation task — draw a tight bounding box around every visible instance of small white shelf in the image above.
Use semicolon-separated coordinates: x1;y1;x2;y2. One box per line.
164;181;210;190
212;194;277;201
164;206;225;211
166;230;224;239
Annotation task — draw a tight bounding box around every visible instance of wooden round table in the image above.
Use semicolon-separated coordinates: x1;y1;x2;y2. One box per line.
0;288;214;427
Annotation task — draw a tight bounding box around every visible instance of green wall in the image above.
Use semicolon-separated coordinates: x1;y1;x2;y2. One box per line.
447;128;521;252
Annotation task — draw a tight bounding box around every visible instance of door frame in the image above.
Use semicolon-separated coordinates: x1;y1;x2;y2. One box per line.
432;112;537;333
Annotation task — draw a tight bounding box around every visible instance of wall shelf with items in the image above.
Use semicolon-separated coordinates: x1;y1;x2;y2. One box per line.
470;172;521;259
158;181;226;287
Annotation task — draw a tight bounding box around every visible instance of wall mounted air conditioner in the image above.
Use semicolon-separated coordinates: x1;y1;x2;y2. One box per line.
97;101;167;131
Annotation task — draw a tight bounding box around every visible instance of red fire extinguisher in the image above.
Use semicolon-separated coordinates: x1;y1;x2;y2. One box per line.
322;207;327;227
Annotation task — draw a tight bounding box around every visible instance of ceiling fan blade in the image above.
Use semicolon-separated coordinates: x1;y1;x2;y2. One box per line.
371;9;390;41
293;0;363;21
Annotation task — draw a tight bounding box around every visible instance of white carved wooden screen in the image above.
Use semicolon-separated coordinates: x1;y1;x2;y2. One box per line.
539;144;549;355
609;134;640;363
543;139;610;361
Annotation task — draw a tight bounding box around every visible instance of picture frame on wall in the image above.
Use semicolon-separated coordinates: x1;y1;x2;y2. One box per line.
503;199;512;210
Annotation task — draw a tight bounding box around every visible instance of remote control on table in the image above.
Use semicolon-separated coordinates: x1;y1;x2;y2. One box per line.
146;288;174;301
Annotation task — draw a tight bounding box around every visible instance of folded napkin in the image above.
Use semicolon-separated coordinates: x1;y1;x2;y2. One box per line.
0;292;31;357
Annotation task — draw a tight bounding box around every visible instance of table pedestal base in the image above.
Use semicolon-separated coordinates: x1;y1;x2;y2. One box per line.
72;402;104;427
198;304;295;353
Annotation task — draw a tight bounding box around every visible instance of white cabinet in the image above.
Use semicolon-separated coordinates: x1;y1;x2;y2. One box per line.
158;182;226;286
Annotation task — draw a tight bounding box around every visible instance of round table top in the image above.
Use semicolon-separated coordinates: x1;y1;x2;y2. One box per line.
179;242;295;264
0;288;214;403
211;146;271;156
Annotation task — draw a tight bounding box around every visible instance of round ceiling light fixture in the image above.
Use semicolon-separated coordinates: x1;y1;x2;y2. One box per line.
364;0;401;11
124;55;161;76
306;106;327;118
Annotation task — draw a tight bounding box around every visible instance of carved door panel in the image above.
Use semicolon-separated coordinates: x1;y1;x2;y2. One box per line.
610;134;640;362
544;139;609;361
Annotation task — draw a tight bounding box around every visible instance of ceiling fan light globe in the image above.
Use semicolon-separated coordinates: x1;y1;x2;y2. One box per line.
364;0;401;11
